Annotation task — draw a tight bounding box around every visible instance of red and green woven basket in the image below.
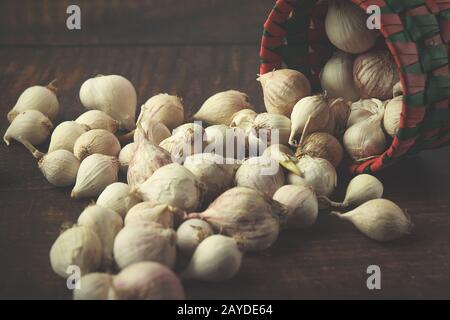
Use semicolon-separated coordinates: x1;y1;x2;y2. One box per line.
260;0;450;174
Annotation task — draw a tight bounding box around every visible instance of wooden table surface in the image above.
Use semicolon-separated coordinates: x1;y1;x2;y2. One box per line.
1;0;450;300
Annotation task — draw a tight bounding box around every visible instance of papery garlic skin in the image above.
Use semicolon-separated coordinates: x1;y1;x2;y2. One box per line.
71;154;119;199
113;262;185;300
286;172;311;188
73;273;117;300
76;110;118;133
50;226;102;278
342;174;383;207
138;93;185;130
332;199;412;242
258;69;311;116
321;52;360;102
296;132;343;168
230;109;257;133
38;150;80;187
125;201;183;229
78;205;123;268
325;0;378;54
118;142;136;173
353;50;399;100
253;113;291;146
204;125;247;160
160;126;206;163
96;182;141;218
263;144;299;175
393;81;403;98
113;221;177;270
133;120;171;145
329;98;351;136
182;235;242;282
383;96;403;137
48;121;89;153
273;185;318;229
346;99;382;128
138;163;203;212
295;156;337;197
176;219;214;257
193;90;253;125
8;83;59;122
234;156;285;197
73;129;121;161
79;75;137;130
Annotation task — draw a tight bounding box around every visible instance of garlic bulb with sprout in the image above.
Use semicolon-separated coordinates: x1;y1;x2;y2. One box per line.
346;98;382;128
322;174;383;209
273;185;318;229
113;262;185;300
137;93;185;130
184;153;236;204
344;108;386;161
177;219;214;257
75;110;118;133
79;75;137;130
329;98;351;136
320;52;360;102
325;0;378;54
78;205;123;268
3;110;52;158
50;226;102;278
133;120;171;145
127;129;172;188
353;50;399;100
182;235;242;282
393;81;403;98
193;90;253;125
230;109;257;133
125;200;184;228
96;182;141;218
71;154;119;199
48;121;89;153
293;156;337;196
73;129;121;161
160;123;206;163
262;144;300;175
7;80;59;122
204;125;247;159
73;273;117;300
289;94;330;147
331;199;412;242
234;156;285;197
252;113;291;146
286;172;311;188
295;132;343;168
138;163;204;212
118;142;136;173
258;69;311;116
383;96;403;137
113;221;177;270
187;187;288;252
38;150;80;187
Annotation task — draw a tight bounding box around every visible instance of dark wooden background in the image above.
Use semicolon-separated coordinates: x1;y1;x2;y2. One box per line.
1;0;449;300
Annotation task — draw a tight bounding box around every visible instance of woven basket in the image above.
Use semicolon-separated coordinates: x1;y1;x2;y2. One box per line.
260;0;450;174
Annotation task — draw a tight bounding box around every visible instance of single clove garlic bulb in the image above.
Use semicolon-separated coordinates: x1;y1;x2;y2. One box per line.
383;96;403;137
160;124;206;163
182;235;242;282
176;219;214;257
133;120;171;145
252;113;291;146
295;132;344;168
96;182;141;218
234;156;285;197
193;90;254;125
71;154;119;199
293;156;337;196
3;110;53;158
50;226;102;278
75;110;119;133
346;98;382;128
48;121;89;153
262;144;299;175
118;142;136;173
273;185;318;229
393;81;403;98
331;199;412;242
329;98;351;136
230;109;257;133
7;81;59;122
204;125;247;159
73;129;121;161
38;150;80;187
320;52;360;102
137;93;185;130
78;205;123;268
125;200;184;229
73;273;117;300
138;163;204;212
188;187;288;251
286;172;311;188
289;94;330;147
113;221;177;270
258;69;311;116
79;75;137;130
